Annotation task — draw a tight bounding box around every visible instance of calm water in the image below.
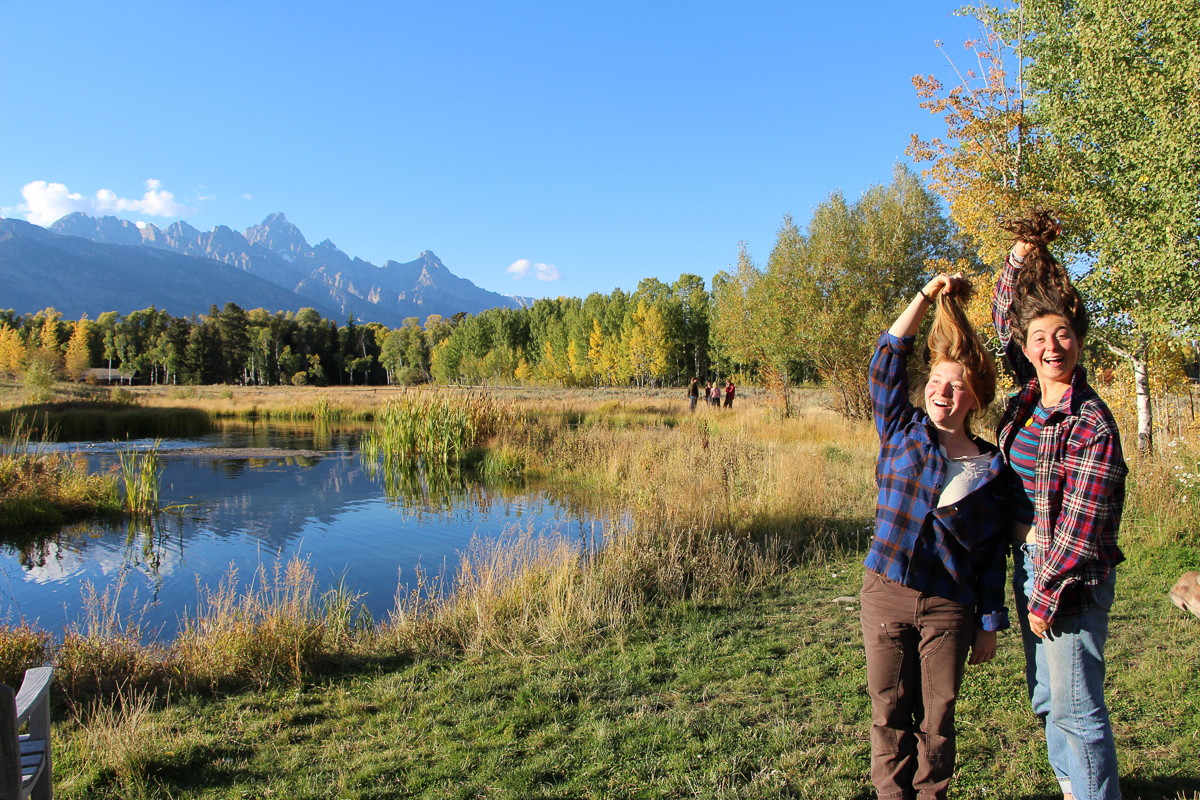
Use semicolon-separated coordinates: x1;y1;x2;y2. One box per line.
0;422;609;640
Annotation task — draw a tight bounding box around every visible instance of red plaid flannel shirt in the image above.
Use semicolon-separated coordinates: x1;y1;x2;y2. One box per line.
994;254;1127;622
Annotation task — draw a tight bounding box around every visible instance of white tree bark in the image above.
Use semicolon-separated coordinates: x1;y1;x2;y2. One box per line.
1104;334;1153;454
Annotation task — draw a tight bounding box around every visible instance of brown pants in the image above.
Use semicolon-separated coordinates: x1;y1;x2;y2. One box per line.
860;570;973;800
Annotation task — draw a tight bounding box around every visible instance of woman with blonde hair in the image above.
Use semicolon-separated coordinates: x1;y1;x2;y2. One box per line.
863;272;1011;800
995;211;1125;800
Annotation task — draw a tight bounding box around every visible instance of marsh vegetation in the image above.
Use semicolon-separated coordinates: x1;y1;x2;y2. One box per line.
0;381;1197;797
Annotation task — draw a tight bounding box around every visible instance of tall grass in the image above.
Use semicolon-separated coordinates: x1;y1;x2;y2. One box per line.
0;414;121;527
361;390;515;467
381;522;787;657
65;686;168;798
172;557;365;691
117;441;162;515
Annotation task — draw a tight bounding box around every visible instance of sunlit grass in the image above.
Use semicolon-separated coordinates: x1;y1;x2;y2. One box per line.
0;414;122;527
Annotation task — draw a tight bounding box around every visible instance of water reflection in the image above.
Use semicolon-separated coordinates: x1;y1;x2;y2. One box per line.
0;423;610;639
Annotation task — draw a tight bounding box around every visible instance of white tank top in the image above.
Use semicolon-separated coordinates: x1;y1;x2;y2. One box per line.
937;446;992;507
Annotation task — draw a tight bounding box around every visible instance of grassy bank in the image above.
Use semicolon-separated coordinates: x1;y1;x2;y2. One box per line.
43;545;1200;800
1;384;1197;797
0;418;123;527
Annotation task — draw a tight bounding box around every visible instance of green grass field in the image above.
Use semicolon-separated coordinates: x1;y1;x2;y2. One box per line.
50;544;1199;800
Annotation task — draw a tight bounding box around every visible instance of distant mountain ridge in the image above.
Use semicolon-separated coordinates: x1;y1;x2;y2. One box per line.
0;211;521;325
0;217;344;323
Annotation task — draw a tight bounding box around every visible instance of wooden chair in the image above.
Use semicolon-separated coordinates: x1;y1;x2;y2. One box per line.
0;667;53;800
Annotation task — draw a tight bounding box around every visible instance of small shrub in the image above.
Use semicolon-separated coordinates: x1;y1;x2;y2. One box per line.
22;357;59;404
400;367;428;386
0;624;51;688
291;370;308;386
108;386;137;405
480;446;526;482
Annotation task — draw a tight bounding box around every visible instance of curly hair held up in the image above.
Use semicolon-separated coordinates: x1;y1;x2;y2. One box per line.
1000;210;1089;346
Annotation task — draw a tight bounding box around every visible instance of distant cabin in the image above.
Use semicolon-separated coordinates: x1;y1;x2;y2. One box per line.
82;367;138;385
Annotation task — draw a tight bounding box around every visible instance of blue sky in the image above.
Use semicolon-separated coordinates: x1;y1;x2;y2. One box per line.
0;1;979;301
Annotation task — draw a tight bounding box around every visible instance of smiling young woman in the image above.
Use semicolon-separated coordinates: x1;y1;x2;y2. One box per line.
994;211;1126;800
861;272;1010;800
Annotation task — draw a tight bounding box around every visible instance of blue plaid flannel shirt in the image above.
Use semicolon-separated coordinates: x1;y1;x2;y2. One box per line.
864;331;1011;631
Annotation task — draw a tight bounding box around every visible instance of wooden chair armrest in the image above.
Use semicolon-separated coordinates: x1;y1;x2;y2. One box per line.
13;668;52;729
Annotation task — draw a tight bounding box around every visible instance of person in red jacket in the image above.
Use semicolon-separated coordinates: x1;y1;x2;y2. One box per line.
723;379;735;409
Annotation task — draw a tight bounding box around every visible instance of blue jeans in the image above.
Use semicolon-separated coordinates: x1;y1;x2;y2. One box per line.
1013;544;1121;800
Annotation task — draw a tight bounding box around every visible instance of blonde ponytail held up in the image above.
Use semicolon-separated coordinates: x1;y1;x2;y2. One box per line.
923;277;997;432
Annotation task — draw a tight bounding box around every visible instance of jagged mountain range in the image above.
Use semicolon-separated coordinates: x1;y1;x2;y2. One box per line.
0;211;524;326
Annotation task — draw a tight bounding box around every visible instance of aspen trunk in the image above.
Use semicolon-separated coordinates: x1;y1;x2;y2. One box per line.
1104;334;1153;454
1133;352;1152;454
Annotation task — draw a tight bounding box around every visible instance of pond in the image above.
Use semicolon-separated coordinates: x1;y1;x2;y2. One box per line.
0;422;611;640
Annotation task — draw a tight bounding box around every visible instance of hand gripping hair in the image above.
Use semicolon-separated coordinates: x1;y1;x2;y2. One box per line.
923;277;998;432
1000;210;1089;346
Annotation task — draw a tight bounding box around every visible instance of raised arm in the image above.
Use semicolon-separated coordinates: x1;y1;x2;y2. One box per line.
889;273;961;339
993;243;1037;386
871;274;963;441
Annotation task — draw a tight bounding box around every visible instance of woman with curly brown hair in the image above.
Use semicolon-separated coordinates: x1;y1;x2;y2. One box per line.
994;211;1126;800
863;272;1010;800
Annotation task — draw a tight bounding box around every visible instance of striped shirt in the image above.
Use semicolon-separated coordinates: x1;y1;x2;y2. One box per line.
1008;402;1051;524
993;253;1127;622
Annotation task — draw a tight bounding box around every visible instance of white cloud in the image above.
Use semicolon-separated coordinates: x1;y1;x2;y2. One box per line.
242;194;253;200
5;179;194;226
507;259;561;281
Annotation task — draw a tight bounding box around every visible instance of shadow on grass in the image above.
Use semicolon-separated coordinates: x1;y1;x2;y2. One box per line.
1121;774;1200;800
1010;774;1200;800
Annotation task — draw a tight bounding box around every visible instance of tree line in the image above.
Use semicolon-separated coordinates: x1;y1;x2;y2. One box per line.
0;274;724;390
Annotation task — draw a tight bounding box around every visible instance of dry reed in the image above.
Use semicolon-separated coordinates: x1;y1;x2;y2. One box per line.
63;685;171;798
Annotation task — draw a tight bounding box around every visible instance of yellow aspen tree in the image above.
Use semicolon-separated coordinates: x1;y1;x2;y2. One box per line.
538;340;558;383
568;339;592;386
587;319;605;384
908;4;1065;265
514;356;532;383
615;322;634;385
65;316;93;381
641;303;669;383
626;304;651;386
0;328;25;378
600;337;620;387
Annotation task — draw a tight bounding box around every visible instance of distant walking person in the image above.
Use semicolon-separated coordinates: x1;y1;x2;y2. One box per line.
688;377;699;413
723;379;735;409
